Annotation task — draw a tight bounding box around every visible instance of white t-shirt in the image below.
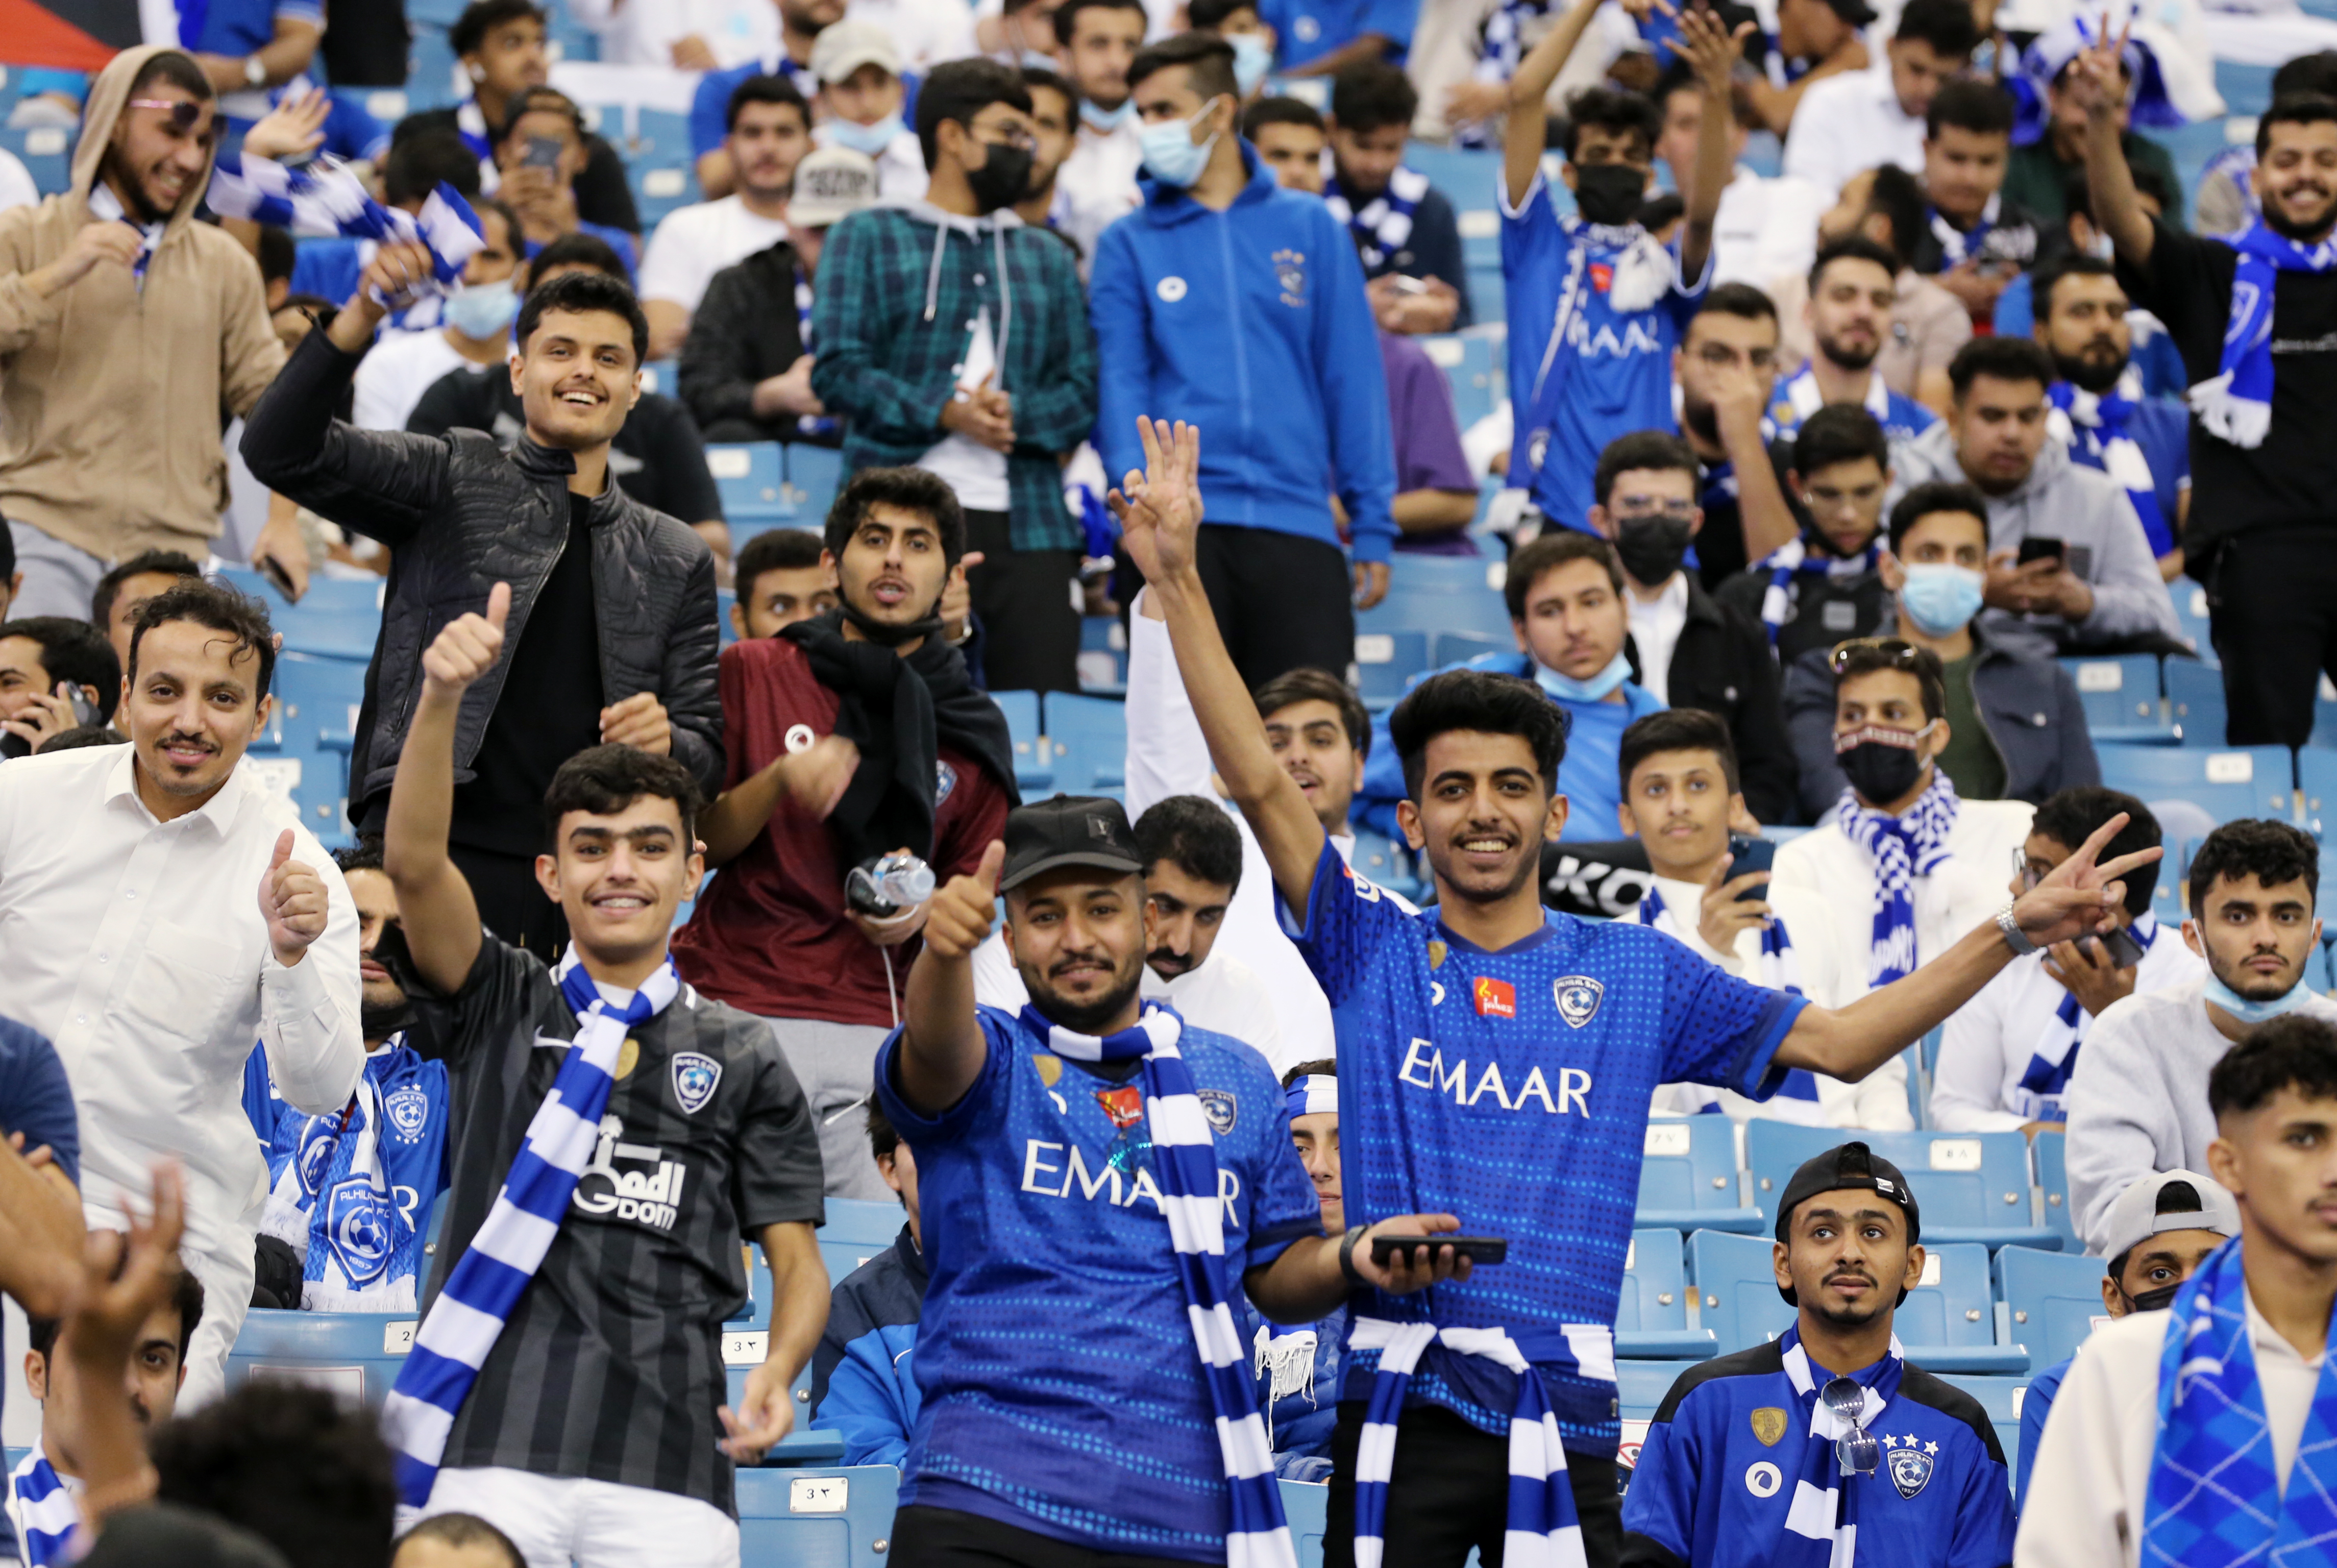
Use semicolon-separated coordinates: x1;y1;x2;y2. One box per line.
563;0;779;67
351;329;475;433
1626;572;1689;706
1708;165;1829;289
1779;68;1926;201
918;310;1011;511
1054;118;1145;270
846;0;978;70
637;194;793;313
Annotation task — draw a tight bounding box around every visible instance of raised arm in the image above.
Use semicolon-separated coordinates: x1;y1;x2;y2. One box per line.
1504;0;1606;210
1115;419;1327;917
896;838;1008;1115
1670;1;1753;288
2075;19;2154;266
381;583;508;996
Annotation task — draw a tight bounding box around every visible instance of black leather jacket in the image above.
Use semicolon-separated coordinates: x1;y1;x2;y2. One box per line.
240;327;721;812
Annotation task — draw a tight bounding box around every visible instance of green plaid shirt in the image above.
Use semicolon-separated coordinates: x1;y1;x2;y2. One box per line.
809;206;1098;553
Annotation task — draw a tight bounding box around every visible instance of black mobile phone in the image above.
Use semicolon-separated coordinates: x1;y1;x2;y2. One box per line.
1370;1235;1509;1266
1725;834;1776;902
2017;536;2067;567
523;134;564;171
257;553;299;601
2089;924;2148;969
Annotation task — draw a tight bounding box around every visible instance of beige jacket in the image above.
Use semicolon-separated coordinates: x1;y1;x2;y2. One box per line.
0;46;285;562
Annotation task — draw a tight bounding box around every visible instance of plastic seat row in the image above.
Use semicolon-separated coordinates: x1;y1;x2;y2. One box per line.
705;443;843;539
992;689;1125;797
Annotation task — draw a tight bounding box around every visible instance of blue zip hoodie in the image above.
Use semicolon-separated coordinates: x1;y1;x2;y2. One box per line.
1090;141;1397;562
808;1221;927;1467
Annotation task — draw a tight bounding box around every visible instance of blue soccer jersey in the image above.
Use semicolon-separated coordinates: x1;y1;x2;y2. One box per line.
875;1007;1324;1561
1622;1343;2016;1568
1283;840;1802;1451
1503;173;1708;533
1768;363;1937;446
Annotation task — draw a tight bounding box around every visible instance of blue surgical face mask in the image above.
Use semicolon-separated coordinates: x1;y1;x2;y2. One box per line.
2201;965;2316;1026
1230;31;1274;97
1534;648;1632;703
1897;562;1985;638
1081;96;1134;133
827;114;901;156
1140;95;1225;187
442;276;518;341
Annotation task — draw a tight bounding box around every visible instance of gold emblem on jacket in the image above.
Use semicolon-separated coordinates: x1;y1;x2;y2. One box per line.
1751;1407;1788;1447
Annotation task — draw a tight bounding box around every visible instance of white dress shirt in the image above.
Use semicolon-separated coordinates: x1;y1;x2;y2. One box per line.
636;193;793;314
1779;69;1927;201
1931;913;2203;1132
1626;572;1690;706
0;746;361;1394
352;327;473;433
563;0;780;67
1708;165;1829;289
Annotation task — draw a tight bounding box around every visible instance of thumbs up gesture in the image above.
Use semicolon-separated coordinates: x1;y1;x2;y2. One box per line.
258;827;330;966
421;581;510;698
923;839;1005;960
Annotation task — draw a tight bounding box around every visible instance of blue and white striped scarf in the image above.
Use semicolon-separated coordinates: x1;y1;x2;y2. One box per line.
1325;166;1430;271
1752;535;1883;648
381;950;679;1509
2015;912;2161;1119
2050;373;2174;557
2191;220;2337;450
1023;1001;1295;1568
1641;885;1826;1122
2144;1236;2337;1566
1927;195;1999;270
1776;1324;1905;1567
206;152;484;303
1348;1317;1607;1568
5;1451;77;1567
1836;768;1960;991
258;1040;400;1311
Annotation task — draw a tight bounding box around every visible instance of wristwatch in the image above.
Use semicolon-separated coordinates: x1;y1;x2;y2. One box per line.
243;55;267;87
1995;901;2039;958
1338;1224;1368;1286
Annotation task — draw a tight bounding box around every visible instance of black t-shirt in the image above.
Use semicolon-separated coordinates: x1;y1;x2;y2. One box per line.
455;493;606;853
412;938;824;1513
1712;561;1892;665
406;366;726;528
2121;216;2337;544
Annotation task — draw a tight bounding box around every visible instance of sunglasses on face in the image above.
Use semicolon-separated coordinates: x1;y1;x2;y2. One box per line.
128;98;208;133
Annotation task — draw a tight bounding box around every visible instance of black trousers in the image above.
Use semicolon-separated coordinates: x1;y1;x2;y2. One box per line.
2205;525;2337;747
447;841;568;963
890;1505;1184;1567
1194;524;1356;693
1322;1403;1623;1568
966;508;1081;694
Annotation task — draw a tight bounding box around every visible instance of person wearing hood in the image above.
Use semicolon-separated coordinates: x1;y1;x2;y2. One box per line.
1999;14;2186;232
1889;335;2181;659
1783;480;2097;821
1091;32;1395;691
811;58;1098;696
0;47;290;621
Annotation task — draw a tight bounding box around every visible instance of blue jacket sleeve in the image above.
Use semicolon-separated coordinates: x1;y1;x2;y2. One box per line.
2014;1374;2053;1513
815;1323;920;1468
1088;220;1150;489
1948;1434;2019;1568
1618;1400;1702;1565
1314;208;1397;564
0;1017;78;1186
690;68;739;159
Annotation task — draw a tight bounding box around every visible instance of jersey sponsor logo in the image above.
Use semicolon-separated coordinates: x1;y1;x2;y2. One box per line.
325;1178;397;1287
936;759;957;804
1020;1137;1244;1222
1097;1086;1146;1129
1396;1038;1591;1115
1590;261;1611;292
785;723;816;754
1430;981;1445;1007
1472;976;1515;1018
672;1051;722;1115
1885;1436;1935;1498
1751;1407;1787;1447
1554;975;1605;1028
1198;1089;1238;1134
1273;248;1308;308
384;1084;429;1143
574;1114;688;1230
1745;1461;1783;1498
1567;314;1665;359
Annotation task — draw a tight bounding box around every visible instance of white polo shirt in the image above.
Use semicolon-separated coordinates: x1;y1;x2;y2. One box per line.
1779;68;1927;201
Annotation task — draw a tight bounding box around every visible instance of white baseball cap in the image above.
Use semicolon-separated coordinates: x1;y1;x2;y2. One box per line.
810;20;901;86
2099;1169;2240;1266
786;145;880;228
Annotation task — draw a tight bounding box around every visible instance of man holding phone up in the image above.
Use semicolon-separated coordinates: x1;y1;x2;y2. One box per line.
1124;414;2157;1567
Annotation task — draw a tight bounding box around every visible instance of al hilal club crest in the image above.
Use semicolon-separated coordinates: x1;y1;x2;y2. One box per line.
1553;975;1605;1028
672;1052;722;1115
1885;1436;1935;1499
384;1084;429;1143
1198;1089;1238;1135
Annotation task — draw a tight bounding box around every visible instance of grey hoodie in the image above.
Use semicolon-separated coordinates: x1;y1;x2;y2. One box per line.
1892;419;2182;657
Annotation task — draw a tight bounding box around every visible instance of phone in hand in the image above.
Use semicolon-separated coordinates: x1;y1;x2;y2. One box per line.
65;686;98;728
2087;923;2148;970
1388;275;1430;296
2017;536;2067;568
522;134;564;172
1370;1235;1509;1267
1725;834;1776;903
257;553;300;602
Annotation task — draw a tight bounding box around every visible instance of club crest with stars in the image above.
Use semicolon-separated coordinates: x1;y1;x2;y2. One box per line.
1883;1433;1936;1498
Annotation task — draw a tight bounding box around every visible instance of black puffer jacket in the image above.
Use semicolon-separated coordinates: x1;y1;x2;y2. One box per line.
241;326;721;811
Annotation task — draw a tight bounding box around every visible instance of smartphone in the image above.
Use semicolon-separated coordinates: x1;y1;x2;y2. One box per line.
2089;924;2148;969
65;687;98;727
523;134;564;172
1388;275;1430;296
257;553;300;601
1370;1235;1509;1266
1725;834;1776;902
2017;536;2067;568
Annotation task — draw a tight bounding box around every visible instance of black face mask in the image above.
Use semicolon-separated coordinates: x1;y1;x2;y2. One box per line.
1836;728;1928;804
1573;163;1646;227
840;598;943;647
1613;515;1693;586
2125;1281;2182;1313
967;142;1036;214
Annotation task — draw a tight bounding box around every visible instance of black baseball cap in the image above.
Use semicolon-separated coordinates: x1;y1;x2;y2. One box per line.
1774;1141;1920;1305
999;794;1145;892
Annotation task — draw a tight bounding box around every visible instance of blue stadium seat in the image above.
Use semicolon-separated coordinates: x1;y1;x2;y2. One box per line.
407;27;464;109
1043;693;1127;795
1430;628;1511;669
787;444;845;525
706;443;789;529
2295;751;2337;840
1686;1229;1795;1355
1635;1114;1763;1234
2060;654;2170;745
1357;554;1512;642
2166;658;2229;747
1994;1245;2108;1377
1418;331;1500;428
992;689;1051;792
1934;1373;2025;1485
2095;743;2295;829
2032;1131;2078;1252
719;588;739;647
255;652;369;847
0;124;71;195
1283;1479;1330;1568
722;1323;848;1463
1617;1228;1717;1360
1895;1243;2028;1374
213;568;384;663
1347;827;1422;900
225;1309;414;1408
1354;628;1431;705
1077;615;1126;694
734;1464;898;1559
1616;1359;1700;1421
1743;1123;2058;1250
1404;141;1500;209
2169;582;2215;664
822;1197;906;1247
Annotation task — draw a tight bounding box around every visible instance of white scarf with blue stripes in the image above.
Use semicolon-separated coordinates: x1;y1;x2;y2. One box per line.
1836;769;1961;991
1026;1001;1295;1568
381;949;678;1508
1640;885;1827;1122
206;152;484;303
1325;166;1430;271
6;1451;76;1567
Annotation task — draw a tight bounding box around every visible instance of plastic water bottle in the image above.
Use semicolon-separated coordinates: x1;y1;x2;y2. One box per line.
849;852;936;917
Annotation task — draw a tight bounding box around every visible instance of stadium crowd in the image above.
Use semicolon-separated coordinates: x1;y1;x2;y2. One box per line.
6;0;2337;1561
